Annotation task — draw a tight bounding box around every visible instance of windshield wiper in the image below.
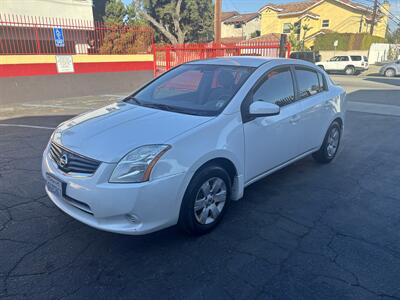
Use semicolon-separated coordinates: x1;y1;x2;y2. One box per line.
142;103;179;112
124;96;142;106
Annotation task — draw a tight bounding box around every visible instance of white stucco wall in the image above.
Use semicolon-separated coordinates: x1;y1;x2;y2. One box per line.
0;0;94;23
221;17;260;40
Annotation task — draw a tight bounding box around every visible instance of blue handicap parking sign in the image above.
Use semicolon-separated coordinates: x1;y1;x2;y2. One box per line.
53;27;65;47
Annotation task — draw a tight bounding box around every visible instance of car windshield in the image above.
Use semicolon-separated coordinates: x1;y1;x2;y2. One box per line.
124;64;255;116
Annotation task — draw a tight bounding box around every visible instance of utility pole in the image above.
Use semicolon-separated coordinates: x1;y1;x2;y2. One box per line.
214;0;222;44
370;0;378;35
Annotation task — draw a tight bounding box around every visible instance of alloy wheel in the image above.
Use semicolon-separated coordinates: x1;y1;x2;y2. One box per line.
194;177;227;225
326;127;340;157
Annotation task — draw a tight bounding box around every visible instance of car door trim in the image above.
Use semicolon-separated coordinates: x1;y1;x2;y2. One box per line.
244;147;318;187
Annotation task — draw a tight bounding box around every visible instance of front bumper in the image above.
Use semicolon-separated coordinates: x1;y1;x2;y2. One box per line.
42;147;185;235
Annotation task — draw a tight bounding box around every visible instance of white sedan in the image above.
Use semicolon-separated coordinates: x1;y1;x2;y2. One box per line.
42;57;346;235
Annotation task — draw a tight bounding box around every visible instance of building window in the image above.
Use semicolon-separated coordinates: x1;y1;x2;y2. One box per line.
322;20;330;28
234;23;242;29
283;23;291;33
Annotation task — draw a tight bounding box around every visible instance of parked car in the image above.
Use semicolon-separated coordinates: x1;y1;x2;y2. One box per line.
317;55;369;75
290;51;321;63
42;57;346;236
379;60;400;77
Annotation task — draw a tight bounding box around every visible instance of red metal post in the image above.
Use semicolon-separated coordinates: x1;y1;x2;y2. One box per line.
166;46;171;71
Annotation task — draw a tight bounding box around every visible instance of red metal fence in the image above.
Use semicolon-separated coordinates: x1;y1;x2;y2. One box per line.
0;14;153;55
153;42;291;76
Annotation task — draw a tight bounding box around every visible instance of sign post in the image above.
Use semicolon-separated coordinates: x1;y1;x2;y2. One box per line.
333;40;338;56
53;27;65;48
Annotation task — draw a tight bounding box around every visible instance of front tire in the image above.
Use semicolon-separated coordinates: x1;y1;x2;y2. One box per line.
178;165;231;235
312;121;341;164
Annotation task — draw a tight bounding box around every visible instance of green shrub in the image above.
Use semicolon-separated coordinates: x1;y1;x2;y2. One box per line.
314;33;386;51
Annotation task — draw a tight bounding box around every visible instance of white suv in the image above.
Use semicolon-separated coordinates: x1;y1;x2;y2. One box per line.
317;55;369;75
42;57;346;236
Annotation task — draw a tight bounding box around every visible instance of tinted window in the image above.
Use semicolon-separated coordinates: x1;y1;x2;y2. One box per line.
363;56;368;62
252;68;295;107
295;67;321;99
128;64;254;116
350;56;362;61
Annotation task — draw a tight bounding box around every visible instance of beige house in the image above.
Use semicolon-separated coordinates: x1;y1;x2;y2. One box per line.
221;12;260;40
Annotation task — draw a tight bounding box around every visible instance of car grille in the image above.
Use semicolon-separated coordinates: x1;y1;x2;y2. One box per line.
49;142;100;174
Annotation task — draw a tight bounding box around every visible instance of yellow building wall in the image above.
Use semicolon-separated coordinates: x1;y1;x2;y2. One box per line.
309;1;364;34
260;0;388;42
374;3;389;38
260;9;280;35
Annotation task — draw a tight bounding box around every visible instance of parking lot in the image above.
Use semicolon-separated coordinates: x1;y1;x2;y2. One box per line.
1;72;400;299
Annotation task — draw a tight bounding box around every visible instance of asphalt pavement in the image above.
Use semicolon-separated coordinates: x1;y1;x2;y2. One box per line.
0;72;400;299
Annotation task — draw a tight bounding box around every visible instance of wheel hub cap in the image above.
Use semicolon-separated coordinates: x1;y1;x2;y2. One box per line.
194;177;227;225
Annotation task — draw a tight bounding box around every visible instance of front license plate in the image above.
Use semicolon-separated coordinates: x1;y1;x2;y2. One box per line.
46;174;62;198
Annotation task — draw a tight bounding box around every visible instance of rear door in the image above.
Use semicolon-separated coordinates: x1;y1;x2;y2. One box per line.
337;56;350;70
293;66;329;151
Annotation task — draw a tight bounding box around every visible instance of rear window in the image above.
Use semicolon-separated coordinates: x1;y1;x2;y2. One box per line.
363;56;368;62
350;56;362;61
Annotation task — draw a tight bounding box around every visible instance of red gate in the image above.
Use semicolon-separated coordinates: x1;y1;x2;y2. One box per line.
153;41;291;77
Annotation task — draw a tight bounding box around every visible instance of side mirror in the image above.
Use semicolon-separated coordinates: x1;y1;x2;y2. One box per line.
249;101;280;117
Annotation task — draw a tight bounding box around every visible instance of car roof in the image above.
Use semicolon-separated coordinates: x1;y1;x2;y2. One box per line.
187;56;324;71
187;56;276;67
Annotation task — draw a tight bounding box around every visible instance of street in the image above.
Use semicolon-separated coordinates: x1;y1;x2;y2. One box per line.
1;73;400;299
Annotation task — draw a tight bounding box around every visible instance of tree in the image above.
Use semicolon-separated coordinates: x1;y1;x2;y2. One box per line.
301;24;312;50
387;27;400;44
103;0;126;24
134;0;214;44
99;0;150;54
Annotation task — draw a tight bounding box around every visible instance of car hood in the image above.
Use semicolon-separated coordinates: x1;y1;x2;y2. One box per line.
53;102;212;163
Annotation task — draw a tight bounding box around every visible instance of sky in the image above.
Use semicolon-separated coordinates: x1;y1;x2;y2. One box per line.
122;0;400;25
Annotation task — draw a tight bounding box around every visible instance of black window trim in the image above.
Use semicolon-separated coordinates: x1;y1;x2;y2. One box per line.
241;64;297;123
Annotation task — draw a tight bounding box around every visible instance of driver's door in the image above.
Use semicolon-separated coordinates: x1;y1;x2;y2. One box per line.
243;66;304;183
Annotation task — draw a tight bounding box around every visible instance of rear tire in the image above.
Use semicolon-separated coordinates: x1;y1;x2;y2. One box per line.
178;165;231;236
384;68;395;77
313;121;341;164
344;66;355;75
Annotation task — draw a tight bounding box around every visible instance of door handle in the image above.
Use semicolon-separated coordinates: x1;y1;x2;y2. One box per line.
290;115;300;124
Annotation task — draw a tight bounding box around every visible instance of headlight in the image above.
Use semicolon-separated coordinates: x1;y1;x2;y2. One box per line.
109;145;171;183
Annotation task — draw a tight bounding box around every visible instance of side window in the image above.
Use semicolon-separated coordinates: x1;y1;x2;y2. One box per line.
350;56;362;61
295;67;321;99
339;56;349;61
252;68;295;107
